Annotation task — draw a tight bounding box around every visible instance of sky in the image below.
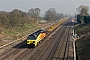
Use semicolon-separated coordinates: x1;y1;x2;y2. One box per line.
0;0;90;15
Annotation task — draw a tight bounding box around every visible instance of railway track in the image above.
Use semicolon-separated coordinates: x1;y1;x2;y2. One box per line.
0;18;74;60
0;41;29;60
52;27;73;60
52;19;74;60
51;27;70;60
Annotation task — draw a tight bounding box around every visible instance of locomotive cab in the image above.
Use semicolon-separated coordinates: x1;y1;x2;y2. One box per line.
27;34;37;47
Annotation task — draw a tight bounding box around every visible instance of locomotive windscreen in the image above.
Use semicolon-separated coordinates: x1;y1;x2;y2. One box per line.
28;35;36;40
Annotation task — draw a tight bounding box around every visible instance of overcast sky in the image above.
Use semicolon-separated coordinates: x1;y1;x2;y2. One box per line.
0;0;90;15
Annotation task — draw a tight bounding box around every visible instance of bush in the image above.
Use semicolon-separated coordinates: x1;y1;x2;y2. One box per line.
76;35;90;60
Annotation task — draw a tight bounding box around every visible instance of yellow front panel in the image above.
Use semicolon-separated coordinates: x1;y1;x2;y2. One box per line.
27;40;36;44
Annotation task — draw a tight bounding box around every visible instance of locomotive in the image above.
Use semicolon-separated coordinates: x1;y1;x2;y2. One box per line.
26;30;46;47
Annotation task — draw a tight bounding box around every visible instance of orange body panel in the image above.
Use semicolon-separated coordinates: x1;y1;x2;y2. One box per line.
40;33;46;39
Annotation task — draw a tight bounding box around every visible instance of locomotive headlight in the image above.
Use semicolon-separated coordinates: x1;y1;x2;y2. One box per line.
33;41;35;43
27;40;29;43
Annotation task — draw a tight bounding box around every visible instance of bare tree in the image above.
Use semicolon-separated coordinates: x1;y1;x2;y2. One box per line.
76;5;89;16
28;8;40;19
34;8;40;19
45;8;56;21
0;11;9;27
28;8;34;18
55;13;64;20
